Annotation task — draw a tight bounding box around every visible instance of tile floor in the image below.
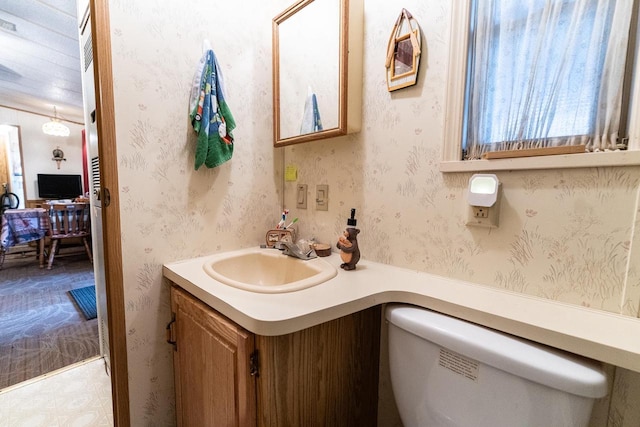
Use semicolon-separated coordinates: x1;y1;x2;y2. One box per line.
0;357;113;427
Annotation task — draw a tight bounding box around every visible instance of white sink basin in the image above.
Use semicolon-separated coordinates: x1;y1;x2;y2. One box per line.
203;248;337;293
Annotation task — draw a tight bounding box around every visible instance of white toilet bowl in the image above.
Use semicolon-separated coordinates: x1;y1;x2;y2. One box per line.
386;304;608;427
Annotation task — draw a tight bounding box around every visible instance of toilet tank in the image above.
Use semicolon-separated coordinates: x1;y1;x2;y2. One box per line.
386;304;608;427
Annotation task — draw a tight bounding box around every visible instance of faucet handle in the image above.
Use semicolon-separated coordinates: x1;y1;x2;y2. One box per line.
281;241;317;260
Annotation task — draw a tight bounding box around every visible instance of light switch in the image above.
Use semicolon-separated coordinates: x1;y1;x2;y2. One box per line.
315;184;328;211
296;184;307;209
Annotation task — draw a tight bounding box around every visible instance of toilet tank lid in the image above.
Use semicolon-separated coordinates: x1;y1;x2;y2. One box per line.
386;304;608;398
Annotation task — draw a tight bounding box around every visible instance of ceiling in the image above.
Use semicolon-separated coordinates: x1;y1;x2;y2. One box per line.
0;0;85;124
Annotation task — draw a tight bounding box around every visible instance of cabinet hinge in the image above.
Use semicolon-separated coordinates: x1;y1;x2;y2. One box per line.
166;315;177;350
249;350;259;377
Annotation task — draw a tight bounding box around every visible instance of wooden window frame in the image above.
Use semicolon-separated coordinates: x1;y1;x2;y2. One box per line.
441;1;640;173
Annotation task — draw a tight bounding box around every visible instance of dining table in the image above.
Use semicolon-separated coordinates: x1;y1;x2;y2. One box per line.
0;208;50;269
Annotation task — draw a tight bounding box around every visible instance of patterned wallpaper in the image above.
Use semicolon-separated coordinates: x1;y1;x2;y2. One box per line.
106;0;640;425
284;1;640;317
282;1;640;426
108;0;290;424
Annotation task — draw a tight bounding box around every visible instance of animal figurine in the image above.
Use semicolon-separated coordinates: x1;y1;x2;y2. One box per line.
336;227;360;270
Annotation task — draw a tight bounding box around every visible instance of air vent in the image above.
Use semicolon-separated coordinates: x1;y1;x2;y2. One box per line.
84;32;93;71
91;156;100;192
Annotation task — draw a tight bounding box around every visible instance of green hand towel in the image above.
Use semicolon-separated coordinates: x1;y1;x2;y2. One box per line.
190;49;235;170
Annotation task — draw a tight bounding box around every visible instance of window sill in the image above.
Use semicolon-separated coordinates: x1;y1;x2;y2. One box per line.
439;150;640;173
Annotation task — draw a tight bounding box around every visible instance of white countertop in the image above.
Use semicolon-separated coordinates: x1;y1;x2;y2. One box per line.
163;247;640;373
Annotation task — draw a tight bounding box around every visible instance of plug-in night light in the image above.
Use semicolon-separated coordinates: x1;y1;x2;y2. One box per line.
467;174;500;207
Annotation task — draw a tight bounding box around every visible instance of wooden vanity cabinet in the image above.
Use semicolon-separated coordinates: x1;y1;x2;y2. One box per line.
169;285;381;427
170;285;256;426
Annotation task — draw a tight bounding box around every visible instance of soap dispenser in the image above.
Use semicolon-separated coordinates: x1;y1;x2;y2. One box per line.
336;208;361;270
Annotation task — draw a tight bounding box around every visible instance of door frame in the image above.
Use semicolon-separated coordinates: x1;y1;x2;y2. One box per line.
90;1;130;425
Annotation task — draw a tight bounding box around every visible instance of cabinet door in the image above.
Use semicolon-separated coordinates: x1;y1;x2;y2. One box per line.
171;286;256;427
256;306;381;426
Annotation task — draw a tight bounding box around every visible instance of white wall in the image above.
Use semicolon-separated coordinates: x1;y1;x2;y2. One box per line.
0;107;85;200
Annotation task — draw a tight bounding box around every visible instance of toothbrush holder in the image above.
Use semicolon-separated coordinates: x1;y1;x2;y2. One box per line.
265;228;297;248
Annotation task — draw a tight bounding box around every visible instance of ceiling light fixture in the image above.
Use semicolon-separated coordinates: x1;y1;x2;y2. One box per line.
42;106;70;137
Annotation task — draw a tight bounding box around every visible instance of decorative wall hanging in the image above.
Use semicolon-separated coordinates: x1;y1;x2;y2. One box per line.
385;9;421;92
52;146;66;169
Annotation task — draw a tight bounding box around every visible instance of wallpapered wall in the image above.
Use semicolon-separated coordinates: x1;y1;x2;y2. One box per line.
106;0;640;425
108;0;290;423
282;1;640;426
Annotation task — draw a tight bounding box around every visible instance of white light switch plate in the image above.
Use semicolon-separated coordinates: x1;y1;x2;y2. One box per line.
296;184;307;209
316;184;328;211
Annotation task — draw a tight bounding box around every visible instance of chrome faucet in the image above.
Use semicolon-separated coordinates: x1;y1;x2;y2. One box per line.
280;241;317;260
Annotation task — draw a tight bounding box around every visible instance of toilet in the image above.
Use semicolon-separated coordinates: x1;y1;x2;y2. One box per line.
386;304;608;427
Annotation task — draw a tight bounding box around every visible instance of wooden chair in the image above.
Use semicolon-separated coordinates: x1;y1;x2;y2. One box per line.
45;203;93;270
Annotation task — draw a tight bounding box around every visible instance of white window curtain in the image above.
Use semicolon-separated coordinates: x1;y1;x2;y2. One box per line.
464;0;633;160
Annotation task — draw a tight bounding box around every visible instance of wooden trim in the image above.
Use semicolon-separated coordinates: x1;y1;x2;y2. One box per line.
389;31;419;81
385;12;421;92
442;1;471;163
339;0;348;133
481;145;585;159
346;0;363;134
441;0;640;171
0;104;84;126
272;0;310;146
271;14;281;150
25;199;47;208
90;0;130;425
440;150;640;172
272;0;362;146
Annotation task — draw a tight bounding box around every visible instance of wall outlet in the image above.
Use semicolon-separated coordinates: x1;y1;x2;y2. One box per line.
472;207;489;218
466;200;500;228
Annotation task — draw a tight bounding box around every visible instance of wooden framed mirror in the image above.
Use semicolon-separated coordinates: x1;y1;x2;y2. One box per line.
272;0;363;147
385;9;421;92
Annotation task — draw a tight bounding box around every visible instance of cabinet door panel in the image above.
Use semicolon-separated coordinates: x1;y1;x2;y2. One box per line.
256;306;381;427
171;287;256;427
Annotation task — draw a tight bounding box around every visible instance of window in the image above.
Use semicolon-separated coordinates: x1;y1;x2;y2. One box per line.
442;1;640;172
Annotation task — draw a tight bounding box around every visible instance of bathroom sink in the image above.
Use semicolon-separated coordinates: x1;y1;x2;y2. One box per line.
203;248;337;293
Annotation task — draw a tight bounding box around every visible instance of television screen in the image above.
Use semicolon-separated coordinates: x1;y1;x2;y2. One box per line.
37;174;83;199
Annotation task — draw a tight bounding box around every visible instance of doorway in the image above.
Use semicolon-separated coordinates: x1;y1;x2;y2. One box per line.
0;125;25;210
0;0;129;422
0;122;102;389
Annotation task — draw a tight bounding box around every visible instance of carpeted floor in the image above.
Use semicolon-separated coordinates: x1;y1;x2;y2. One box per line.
0;253;99;389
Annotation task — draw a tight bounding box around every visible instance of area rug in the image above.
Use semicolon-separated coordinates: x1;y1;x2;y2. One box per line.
68;285;97;320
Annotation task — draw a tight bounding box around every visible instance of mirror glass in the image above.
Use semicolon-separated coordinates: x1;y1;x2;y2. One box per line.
273;0;346;146
393;36;415;77
385;9;421;92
